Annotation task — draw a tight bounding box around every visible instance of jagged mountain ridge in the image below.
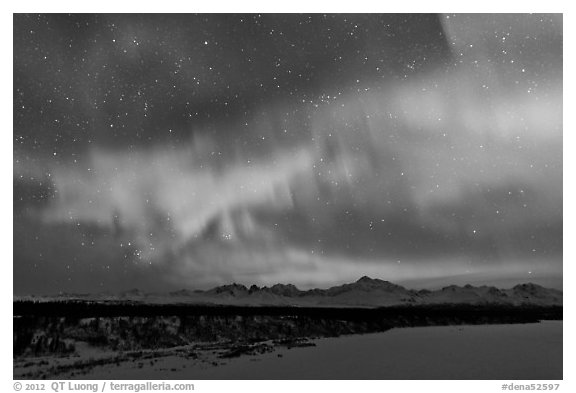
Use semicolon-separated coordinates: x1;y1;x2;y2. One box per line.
16;276;562;307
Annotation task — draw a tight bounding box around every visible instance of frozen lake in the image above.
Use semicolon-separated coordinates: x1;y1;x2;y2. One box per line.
85;321;562;380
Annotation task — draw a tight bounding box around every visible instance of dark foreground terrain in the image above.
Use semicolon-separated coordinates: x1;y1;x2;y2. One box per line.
13;300;561;379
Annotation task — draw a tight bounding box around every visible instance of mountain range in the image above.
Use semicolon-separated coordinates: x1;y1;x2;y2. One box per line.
16;276;563;308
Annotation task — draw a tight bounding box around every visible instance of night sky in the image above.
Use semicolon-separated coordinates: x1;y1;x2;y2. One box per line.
13;14;563;294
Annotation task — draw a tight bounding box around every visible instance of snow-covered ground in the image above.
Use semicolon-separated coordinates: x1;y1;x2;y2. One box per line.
61;321;562;380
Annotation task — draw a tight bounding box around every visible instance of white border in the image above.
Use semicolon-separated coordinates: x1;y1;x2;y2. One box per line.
3;2;572;392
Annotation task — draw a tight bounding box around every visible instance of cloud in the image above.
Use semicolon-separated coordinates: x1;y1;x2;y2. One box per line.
168;242;561;290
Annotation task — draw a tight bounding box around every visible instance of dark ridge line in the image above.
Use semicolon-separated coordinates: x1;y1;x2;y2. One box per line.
13;300;563;320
